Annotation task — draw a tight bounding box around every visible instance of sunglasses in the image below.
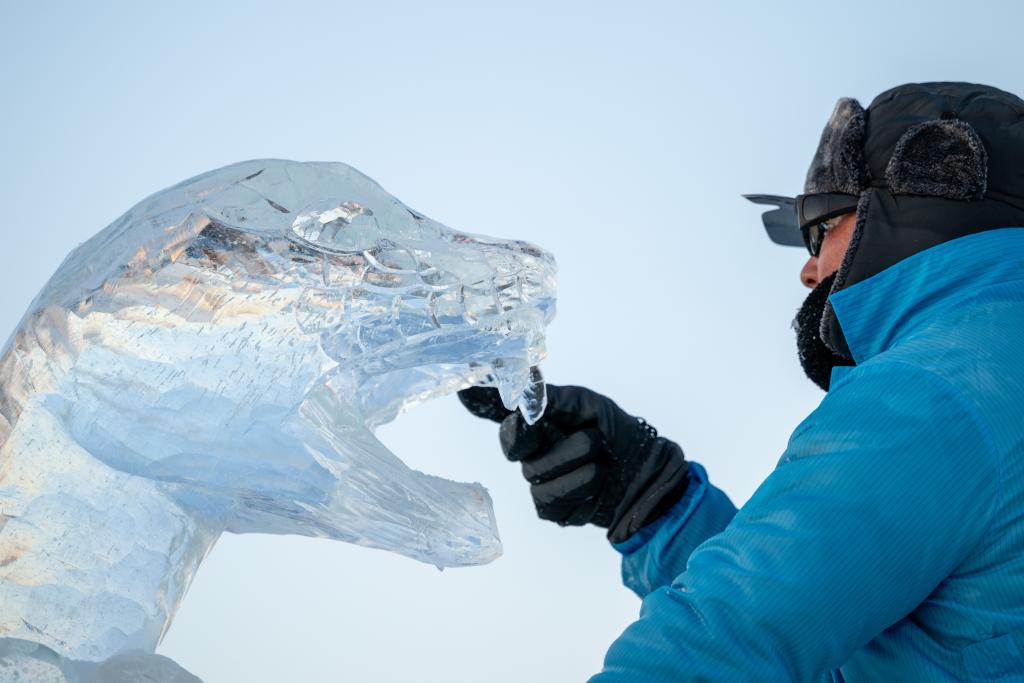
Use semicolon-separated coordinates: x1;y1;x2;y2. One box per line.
744;192;859;257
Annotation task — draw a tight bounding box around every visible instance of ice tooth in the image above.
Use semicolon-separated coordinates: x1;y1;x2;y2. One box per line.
492;356;529;413
518;365;547;425
491;359;546;424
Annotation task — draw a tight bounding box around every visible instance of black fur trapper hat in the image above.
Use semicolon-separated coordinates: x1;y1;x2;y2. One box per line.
805;82;1024;359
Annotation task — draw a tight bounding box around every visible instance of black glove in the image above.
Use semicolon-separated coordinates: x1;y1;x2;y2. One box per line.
458;384;689;544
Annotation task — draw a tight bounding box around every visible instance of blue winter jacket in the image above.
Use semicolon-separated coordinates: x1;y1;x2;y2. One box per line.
590;228;1024;682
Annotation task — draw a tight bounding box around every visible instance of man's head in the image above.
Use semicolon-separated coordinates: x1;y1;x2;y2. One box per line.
749;82;1024;390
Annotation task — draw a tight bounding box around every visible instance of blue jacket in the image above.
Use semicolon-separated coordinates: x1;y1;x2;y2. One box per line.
591;228;1024;682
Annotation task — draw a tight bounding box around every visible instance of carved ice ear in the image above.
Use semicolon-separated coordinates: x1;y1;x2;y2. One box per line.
804;97;869;195
885;118;988;200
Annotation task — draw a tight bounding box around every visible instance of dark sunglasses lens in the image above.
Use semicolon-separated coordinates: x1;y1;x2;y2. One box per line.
813;222;827;256
803;222;826;257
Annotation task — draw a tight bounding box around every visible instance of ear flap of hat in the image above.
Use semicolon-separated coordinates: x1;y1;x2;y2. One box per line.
804;98;869;195
885;119;988;200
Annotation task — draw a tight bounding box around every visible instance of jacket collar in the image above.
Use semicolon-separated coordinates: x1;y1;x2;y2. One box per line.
828;227;1024;364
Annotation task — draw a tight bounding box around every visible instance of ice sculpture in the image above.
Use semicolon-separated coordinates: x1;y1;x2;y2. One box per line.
0;160;556;679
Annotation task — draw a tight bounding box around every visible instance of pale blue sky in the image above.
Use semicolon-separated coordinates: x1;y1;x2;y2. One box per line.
2;1;1023;681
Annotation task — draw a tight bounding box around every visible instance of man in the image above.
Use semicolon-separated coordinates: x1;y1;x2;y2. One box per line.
459;82;1024;681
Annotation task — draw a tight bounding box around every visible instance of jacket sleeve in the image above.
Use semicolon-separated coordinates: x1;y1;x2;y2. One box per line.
590;361;1002;682
613;460;738;598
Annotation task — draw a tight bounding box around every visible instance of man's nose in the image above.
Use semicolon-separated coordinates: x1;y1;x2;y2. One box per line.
801;257;819;289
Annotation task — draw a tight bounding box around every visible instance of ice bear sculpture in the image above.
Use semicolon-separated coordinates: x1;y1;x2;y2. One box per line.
0;160;556;678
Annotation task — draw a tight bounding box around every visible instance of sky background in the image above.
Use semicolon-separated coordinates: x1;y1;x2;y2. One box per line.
2;1;1023;681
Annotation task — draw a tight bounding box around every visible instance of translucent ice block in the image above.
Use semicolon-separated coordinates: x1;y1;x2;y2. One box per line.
0;160;556;672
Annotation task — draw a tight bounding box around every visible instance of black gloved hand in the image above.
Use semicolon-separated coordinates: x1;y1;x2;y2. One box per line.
458;384;689;544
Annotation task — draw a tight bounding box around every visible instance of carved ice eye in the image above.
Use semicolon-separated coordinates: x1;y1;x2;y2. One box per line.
290;199;381;253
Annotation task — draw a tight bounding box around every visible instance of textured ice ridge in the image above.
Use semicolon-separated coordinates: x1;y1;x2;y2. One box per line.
0;160;556;677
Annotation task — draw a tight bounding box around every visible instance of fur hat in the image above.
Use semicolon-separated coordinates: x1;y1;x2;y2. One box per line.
806;82;1024;359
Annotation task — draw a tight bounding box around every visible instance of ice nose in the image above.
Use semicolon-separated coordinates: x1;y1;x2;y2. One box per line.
450;232;555;320
495;239;557;323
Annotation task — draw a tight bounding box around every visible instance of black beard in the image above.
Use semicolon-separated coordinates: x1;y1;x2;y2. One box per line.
793;272;855;391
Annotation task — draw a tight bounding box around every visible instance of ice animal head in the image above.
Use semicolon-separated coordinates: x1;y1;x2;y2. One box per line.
0;160;556;571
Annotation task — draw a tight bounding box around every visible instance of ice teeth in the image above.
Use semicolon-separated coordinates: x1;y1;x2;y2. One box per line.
492;356;528;414
491;359;546;424
518;366;547;425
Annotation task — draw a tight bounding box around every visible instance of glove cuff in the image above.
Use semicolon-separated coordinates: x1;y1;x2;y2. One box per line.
605;440;689;544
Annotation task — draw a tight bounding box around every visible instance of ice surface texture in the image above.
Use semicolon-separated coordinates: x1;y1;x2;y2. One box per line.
0;160;556;671
0;638;200;682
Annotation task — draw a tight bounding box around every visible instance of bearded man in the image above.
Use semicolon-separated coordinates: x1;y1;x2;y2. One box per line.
460;82;1024;681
